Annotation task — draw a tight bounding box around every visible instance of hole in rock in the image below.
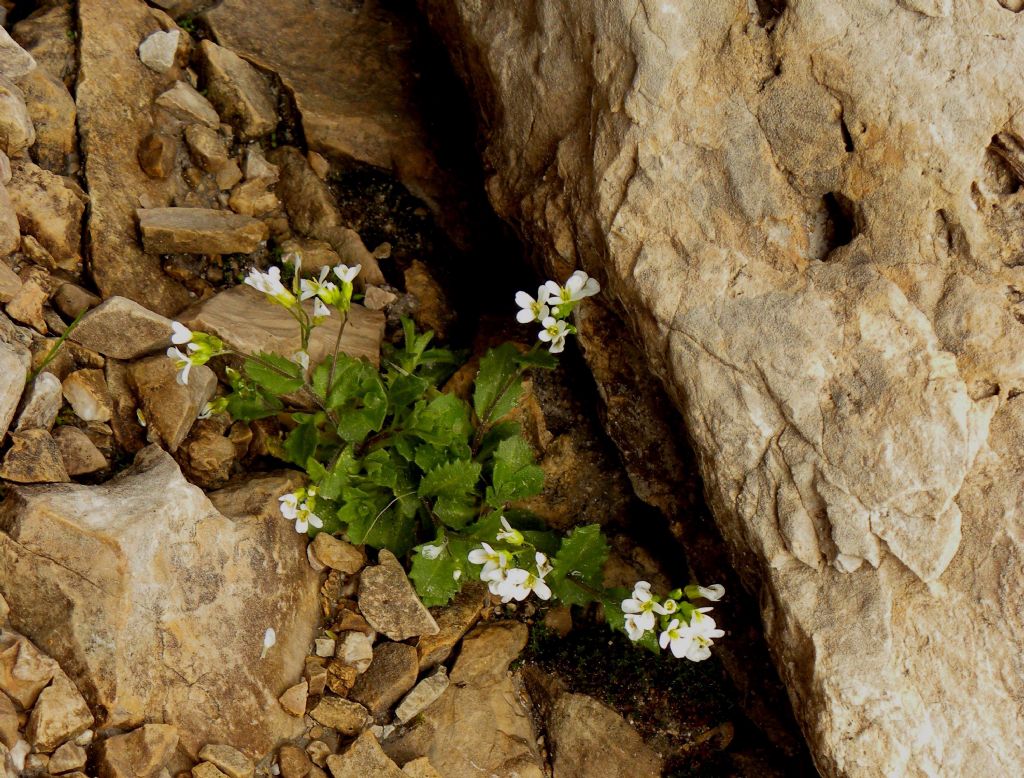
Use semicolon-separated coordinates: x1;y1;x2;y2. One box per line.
839;114;855;152
753;0;787;28
819;191;858;257
985;133;1024;194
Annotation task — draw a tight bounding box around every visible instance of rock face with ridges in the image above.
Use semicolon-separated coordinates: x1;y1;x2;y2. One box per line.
0;449;320;757
137;207;268;255
421;1;1024;775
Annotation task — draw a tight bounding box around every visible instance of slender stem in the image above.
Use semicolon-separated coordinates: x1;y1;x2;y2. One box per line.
324;308;349;398
28;310;86;382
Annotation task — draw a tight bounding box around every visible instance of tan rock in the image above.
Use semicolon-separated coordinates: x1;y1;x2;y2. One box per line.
362;286;397;312
0;632;57;708
214;160;243;191
184;125;229;173
77;0;190;315
278;680;308;717
130;355;215;452
177;423;236;488
137;207;268;255
357;551;438;642
265;147;341;237
0;452;320;757
138;30;179;74
0;25;36;80
308;696;370;737
228;179;278;216
138;132;178;180
400;758;442;778
325;732;402;778
62;368;113;423
53;425;109;476
52;284;100;320
155;82;220;128
179;283;384;368
97;724;179;778
5;265;49;333
403;261;452;339
0;429;69;483
11;5;74;87
25;752;50;772
25;671;94;753
0;184;19;258
18;69;75;174
197;744;253;778
450;622;527;686
70;296;174;360
415;582;486;670
349;642;417;721
0;76;34;157
196;40;276;140
280;238;340;275
192;763;229;778
48;741;88;774
304;657;328;698
325;660;358;697
15;371;61;431
335;631;374;675
394;668;449;725
0;260;20;301
310;534;364;575
277;744;311;778
0;693;17;749
6;161;82;273
243;148;278;184
306;151;329;180
305;741;331;769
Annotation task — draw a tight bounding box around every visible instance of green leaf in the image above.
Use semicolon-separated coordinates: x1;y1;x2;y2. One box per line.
283;417;319;466
476;421;521;461
486;437;544;507
244;353;304;395
409;535;472;606
517;349;558;370
432;494;478;529
409;394;473;446
340;490;417;555
548;524;609;606
473;344;523;425
316;447;360;500
418;460;481;499
386;372;430;410
322;354;388;442
224;387;282;420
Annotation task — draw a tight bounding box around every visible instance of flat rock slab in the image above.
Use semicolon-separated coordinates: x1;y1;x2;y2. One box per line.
70;296;174;360
137;208;268;255
357;550;438;641
0;449;320;757
180;284;384;368
76;0;190;315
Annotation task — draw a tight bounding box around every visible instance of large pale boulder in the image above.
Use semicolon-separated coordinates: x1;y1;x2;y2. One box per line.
422;1;1024;775
0;447;321;757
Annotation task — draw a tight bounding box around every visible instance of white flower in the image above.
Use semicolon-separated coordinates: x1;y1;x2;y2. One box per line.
300;266;337;301
514;286;551;324
333;263;361;284
420;543;444;560
534;551;552;578
198;402;214;420
278;490;323;533
684;608;725;662
621;581;670;619
171;321;193;345
453;569;462;580
496;516;524;545
625;613;651;641
659;618;694;659
544;270;600;309
260;627;276;659
166;346;193;385
468;542;511;582
493;556;552;603
293;350;310;372
537;316;570;353
696;584;725;601
244;266;296;306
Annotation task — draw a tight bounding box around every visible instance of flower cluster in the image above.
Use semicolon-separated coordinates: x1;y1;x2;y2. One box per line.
244;258;361;317
515;270;600;353
622;580;725;661
468;519;552;603
166;322;226;385
279;486;324;533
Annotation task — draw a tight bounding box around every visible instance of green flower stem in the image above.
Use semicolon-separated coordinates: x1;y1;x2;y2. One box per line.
28;309;87;382
324;308;350;398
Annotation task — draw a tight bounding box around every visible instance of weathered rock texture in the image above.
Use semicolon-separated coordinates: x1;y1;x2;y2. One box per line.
422;1;1024;775
0;447;320;757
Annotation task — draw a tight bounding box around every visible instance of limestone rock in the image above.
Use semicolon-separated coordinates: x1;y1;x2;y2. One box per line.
52;284;100;320
0;452;320;756
6;160;83;273
155;82;221;128
400;758;441;778
5;266;49;333
19;69;76;174
184;125;229;173
52;425;108;476
325;732;402;778
280;239;340;276
422;1;1024;774
177;422;237;489
0;77;34;157
15;371;61;431
228;179;278;217
25;671;94;753
336;631;374;675
0;429;69;483
179;284;384;368
97;724;179;778
0;187;18;259
0;693;17;749
139;30;179;74
277;744;311;778
394;668;449;724
48;741;87;774
193;763;229;778
310;534;364;575
403;261;452;339
77;0;190;315
197;744;253;778
308;696;370;737
0;26;36;80
138;132;178;180
278;680;308;717
349;642;418;721
130;355;215;452
357;550;438;641
11;5;74;87
70;296;174;360
0;340;29;439
0;632;57;708
196;40;276;140
62;369;113;423
137;207;268;255
0;264;19;305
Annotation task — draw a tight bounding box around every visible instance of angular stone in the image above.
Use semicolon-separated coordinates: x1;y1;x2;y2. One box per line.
155;81;221;128
53;425;109;476
280;238;340;275
11;5;74;86
177;423;236;489
394;668;449;725
403;261;452;339
400;758;441;778
243;148;277;184
192;763;229;778
0;455;319;757
137;207;268;255
77;0;190;315
197;744;253;778
335;632;374;675
325;732;402;778
5;265;49;333
0;76;34;157
362;286;397;312
450;622;527;686
196;40;276;140
0;632;57;708
0;429;69;483
97;724;179;778
277;744;311;778
25;671;94;753
0;25;36;80
278;680;307;717
228;179;278;216
357;551;438;642
62;368;113;423
15;371;61;430
325;660;358;697
214;159;243;191
308;696;370;737
0;339;30;439
304;657;328;698
138;132;178;180
179;284;384;368
310;534;364;575
70;296;174;360
184;125;229;173
0;187;18;259
6;161;83;274
48;740;87;774
130;355;216;452
138;30;179;74
0;692;17;749
349;642;418;721
52;284;100;320
265;147;339;237
18;69;75;174
305;741;330;769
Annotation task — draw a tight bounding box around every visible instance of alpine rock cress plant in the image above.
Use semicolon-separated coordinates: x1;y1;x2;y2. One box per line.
170;257;726;661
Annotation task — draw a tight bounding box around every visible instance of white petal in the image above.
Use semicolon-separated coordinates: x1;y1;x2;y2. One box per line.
515;290;534;308
307;512;324;529
699;584;725;601
543;280;562;297
171;321;192;344
516;308;536;323
533;579;552;600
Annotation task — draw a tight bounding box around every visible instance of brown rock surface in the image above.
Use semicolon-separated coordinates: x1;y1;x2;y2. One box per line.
138;207;268;255
357;550;438;641
0;632;57;708
0;185;19;258
97;724;179;778
138;131;178;180
70;296;174;360
0;429;69;483
129;355;216;452
308;696;370;737
0;76;34;157
0;25;37;80
52;425;108;476
25;670;94;753
19;69;76;174
349;642;418;721
0;451;320;756
196;39;276;140
326;732;403;778
197;744;253;778
77;0;190;314
309;534;364;575
11;5;75;87
6;160;83;273
415;582;485;670
155;81;220;128
62;368;113;423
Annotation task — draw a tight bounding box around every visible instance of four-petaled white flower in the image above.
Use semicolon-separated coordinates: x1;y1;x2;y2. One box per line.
278;490;324;534
496;516;524;545
166;346;194;385
467;542;510;583
244;266;296;307
544;270;600;311
625;613;650;641
538;316;571;353
334;263;361;284
420;543;444;560
515;286;551;324
300;266;338;302
683;608;725;662
171;321;193;346
493;552;552;603
260;627;276;659
659;618;693;659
